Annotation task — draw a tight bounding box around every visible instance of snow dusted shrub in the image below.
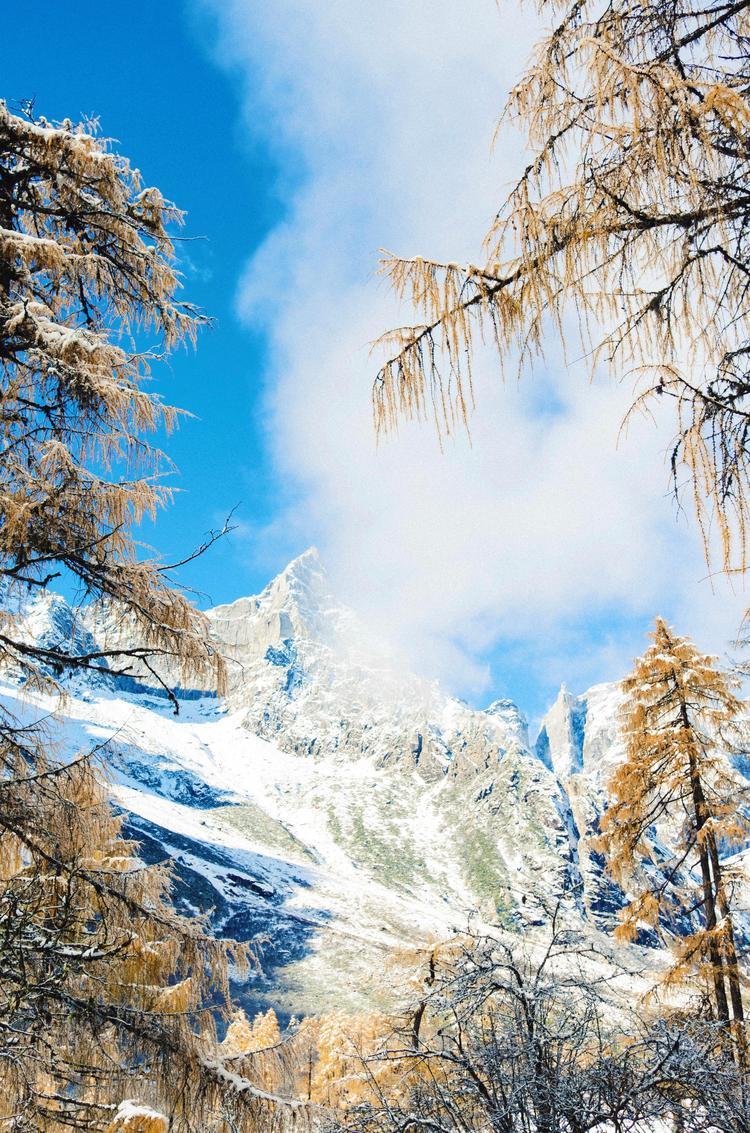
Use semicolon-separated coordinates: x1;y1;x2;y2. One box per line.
318;910;750;1133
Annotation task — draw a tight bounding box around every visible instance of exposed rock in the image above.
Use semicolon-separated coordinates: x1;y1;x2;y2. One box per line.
3;550;731;1015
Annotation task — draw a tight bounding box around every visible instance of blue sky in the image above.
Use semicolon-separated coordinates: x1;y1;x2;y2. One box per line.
4;2;287;601
4;2;746;723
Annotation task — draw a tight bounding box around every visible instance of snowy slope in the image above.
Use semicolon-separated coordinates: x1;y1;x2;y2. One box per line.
0;551;710;1015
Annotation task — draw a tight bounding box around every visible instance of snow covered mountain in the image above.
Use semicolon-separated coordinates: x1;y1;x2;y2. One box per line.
0;551;672;1016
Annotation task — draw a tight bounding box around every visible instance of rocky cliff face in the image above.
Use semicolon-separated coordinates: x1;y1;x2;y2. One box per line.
536;685;587;778
536;682;628;925
0;552;685;1014
204;551;590;920
208;550;534;779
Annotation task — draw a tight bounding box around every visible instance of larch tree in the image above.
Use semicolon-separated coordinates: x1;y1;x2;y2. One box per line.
221;1008;282;1059
0;98;225;698
0;101;302;1132
374;0;750;575
217;1008;304;1100
306;1012;383;1109
598;617;749;1055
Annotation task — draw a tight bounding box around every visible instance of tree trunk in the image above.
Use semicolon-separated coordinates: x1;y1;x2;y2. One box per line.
706;828;746;1063
684;731;730;1024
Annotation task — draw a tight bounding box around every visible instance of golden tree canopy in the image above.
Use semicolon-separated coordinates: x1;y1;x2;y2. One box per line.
0;100;224;701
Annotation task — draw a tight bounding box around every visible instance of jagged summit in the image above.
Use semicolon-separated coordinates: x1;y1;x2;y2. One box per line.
203;552;546;784
484;698;530;749
282;544;324;579
255;546;330;618
209;547;338;650
535;685;586;780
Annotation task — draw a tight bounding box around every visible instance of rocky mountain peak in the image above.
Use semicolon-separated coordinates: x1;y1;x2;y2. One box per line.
485;698;530;750
265;547;330;622
535;684;587;780
208;548;342;665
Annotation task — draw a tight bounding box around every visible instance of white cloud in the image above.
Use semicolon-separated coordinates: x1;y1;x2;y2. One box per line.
196;0;749;710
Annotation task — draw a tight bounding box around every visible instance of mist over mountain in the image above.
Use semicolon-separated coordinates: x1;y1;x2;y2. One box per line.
0;550;736;1016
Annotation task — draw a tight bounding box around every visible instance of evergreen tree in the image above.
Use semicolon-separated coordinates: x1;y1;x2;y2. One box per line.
599;618;748;1054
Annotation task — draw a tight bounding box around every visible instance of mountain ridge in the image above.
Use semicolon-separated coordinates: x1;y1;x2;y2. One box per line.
0;551;687;1015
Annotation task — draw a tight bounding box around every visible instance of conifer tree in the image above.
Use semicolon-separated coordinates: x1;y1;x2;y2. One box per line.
0;101;300;1131
0;98;225;697
301;1011;399;1109
599;618;749;1053
374;1;750;575
218;1008;299;1099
